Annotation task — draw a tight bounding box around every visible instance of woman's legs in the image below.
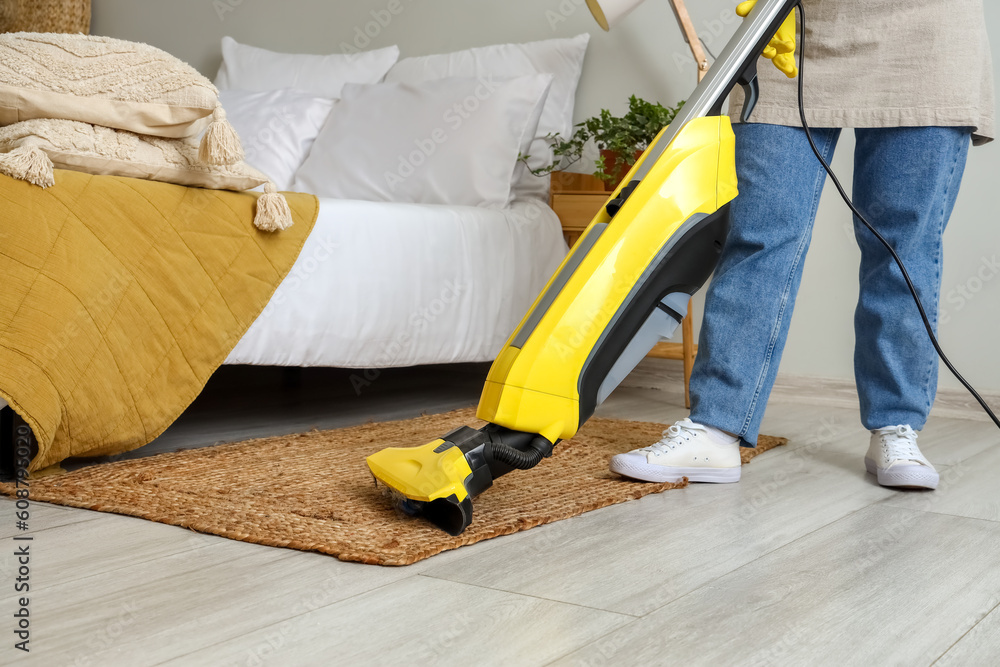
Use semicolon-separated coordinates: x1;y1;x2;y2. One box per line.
688;122;839;446
851;126;972;430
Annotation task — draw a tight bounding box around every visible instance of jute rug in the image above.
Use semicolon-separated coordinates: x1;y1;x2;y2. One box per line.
0;408;785;566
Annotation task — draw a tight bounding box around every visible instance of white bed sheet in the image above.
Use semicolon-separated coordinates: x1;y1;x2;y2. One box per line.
226;198;568;368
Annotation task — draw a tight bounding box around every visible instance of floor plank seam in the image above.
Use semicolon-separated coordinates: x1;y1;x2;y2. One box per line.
629;503;880;619
875;504;1000;526
0;500;104;533
550;502;983;662
414;573;642;619
19;525;244;593
541;616;645;667
149;575;423;666
928;598;1000;666
74;543;305;594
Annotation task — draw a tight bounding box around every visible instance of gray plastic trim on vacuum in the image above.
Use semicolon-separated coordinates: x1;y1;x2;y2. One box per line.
581;212;707;403
591;213;706;354
595;292;689;406
511;222;608;349
659;292;691;321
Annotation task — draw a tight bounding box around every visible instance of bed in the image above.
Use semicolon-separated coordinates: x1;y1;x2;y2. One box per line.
216;33;592;370
227;198;567;368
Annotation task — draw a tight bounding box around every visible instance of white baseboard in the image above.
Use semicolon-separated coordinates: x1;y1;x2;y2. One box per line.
622;358;1000;423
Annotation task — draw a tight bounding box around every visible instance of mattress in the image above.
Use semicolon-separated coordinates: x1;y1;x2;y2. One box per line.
225;198;568;368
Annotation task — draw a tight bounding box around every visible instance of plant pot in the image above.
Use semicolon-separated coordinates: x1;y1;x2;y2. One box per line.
600;149;644;191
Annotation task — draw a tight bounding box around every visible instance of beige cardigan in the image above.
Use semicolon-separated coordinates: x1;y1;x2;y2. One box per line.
730;0;995;145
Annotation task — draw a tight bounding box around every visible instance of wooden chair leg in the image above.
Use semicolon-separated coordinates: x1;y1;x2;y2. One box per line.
682;298;695;409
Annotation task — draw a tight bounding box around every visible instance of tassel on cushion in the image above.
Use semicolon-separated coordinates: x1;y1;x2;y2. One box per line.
254;182;294;232
0;144;55;188
199;106;245;166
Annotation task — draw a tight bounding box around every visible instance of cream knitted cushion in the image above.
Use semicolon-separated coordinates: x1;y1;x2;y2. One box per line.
0;33;242;166
0;119;292;232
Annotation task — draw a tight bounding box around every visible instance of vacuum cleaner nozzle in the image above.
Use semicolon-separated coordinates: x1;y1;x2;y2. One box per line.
366;424;554;535
367;438;476;536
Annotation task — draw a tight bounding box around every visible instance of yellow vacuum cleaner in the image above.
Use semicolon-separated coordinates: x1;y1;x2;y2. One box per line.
367;0;801;535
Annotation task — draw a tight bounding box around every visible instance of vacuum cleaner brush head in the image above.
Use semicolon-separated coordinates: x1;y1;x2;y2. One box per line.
366;424;554;535
366;439;477;536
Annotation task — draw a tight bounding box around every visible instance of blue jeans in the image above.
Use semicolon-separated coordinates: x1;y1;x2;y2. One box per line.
689;123;971;445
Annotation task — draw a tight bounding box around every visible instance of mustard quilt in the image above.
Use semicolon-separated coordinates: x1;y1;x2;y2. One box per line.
0;170;318;471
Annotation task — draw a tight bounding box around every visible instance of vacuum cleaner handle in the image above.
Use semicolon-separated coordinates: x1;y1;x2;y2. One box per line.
631;0;799;183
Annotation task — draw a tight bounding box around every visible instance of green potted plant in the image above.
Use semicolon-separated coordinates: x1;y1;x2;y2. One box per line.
523;95;685;191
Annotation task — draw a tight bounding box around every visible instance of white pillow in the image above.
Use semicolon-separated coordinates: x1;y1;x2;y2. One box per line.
214;37;399;98
293;75;553;208
385;35;590;199
219;89;334;190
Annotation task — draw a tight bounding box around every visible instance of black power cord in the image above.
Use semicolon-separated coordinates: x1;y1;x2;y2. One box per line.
793;1;1000;429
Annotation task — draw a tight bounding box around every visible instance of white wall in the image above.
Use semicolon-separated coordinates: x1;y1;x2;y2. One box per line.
92;0;1000;393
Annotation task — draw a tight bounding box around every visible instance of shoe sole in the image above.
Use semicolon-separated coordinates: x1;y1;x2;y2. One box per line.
609;456;741;484
864;457;939;490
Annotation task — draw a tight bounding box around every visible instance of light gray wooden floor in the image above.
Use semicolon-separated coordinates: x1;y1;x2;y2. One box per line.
2;361;999;666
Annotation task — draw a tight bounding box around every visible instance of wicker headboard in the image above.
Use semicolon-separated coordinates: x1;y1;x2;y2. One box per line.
0;0;91;34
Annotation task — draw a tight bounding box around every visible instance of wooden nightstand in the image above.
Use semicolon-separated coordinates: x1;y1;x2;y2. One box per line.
550;172;698;408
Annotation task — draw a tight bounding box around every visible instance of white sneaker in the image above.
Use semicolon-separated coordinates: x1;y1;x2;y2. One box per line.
609;418;741;483
864;425;939;490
